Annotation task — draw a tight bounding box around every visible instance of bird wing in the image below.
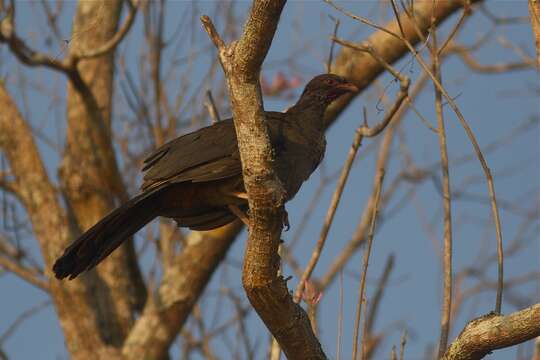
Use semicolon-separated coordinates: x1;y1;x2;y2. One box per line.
141;112;288;191
141;119;241;190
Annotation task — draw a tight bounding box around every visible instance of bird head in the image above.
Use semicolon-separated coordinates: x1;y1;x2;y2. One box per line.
299;74;359;106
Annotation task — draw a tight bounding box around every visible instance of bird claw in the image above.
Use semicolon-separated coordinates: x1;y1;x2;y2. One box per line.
282;208;290;231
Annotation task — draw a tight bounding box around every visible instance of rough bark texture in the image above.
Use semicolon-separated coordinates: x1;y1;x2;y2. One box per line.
529;0;540;67
442;304;540;360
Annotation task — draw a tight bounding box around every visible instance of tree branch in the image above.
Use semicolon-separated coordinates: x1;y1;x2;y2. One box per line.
529;0;540;67
201;1;327;358
0;255;49;291
73;0;138;60
442;304;540;360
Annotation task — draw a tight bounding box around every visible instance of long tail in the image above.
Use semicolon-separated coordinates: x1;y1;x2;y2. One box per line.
53;188;163;280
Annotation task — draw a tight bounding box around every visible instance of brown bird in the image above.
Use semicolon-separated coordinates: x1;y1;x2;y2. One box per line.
53;74;358;280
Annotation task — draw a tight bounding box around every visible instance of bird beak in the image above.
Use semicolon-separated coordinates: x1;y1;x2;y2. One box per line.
336;81;359;93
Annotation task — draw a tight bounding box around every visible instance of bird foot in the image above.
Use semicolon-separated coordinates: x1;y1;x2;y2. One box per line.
282;208;290;231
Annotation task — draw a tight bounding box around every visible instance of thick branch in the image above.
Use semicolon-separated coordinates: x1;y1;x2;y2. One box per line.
0;83;119;360
202;1;326;358
529;0;540;67
73;0;138;60
442;304;540;360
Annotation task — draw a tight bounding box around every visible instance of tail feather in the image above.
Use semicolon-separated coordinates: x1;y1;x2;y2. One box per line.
53;189;162;280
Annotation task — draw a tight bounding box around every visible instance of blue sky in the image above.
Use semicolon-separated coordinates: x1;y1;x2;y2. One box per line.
1;1;539;359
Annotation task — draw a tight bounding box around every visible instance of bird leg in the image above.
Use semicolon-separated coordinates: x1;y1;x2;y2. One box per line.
230;191;248;200
228;204;289;231
228;205;250;226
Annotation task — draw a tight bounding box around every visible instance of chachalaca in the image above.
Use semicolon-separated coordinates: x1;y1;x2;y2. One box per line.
53;74;358;280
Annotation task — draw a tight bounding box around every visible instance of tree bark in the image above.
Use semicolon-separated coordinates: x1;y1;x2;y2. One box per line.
443;304;540;360
529;0;540;67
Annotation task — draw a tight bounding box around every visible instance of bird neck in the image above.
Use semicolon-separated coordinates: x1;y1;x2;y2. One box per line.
286;96;327;132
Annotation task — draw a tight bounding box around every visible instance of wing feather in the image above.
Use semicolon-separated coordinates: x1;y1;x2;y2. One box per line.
141;119;239;190
141;113;287;191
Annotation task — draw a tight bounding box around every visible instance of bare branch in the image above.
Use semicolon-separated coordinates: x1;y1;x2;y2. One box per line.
442;304;540;360
323;0;402;41
372;2;506;314
0;300;51;345
200;2;327;358
0;13;72;73
453;45;534;73
205;90;221;123
73;0;138;60
0;254;49;291
530;0;540;67
326;16;340;73
352;169;385;360
430;28;454;359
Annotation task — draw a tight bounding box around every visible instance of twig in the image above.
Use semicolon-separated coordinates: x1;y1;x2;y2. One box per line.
326;16;340;73
324;0;402;41
366;254;394;335
361;297;368;360
336;270;344;360
438;5;471;56
406;98;438;133
453;45;534;73
0;256;49;291
352;169;385;360
0;300;51;345
431;28;453;359
200;15;226;56
480;4;531;25
205;90;221;123
399;329;407;360
0;14;72;73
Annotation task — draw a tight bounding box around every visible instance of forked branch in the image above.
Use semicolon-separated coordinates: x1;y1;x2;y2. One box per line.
200;2;327;358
